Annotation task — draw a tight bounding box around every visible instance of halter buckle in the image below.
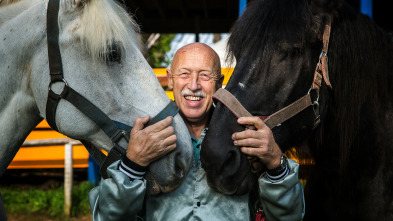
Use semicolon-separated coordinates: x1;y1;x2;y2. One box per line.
48;78;68;94
318;51;327;63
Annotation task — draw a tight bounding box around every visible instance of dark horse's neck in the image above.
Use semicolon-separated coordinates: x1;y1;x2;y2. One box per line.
305;2;393;220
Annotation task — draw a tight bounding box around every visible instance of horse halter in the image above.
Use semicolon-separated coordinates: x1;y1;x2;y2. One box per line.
45;0;179;178
213;16;333;130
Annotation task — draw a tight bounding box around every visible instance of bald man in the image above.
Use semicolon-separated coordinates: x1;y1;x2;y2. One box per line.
89;43;304;221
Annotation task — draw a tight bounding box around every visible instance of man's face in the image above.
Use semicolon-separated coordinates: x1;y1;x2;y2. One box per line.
167;47;222;124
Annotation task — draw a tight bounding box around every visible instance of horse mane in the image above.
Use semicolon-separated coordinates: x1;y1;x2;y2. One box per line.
226;0;318;78
227;0;393;168
318;2;393;166
1;0;140;61
78;0;140;61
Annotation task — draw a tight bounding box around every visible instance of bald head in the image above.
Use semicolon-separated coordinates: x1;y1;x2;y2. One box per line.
171;43;221;80
166;42;224;131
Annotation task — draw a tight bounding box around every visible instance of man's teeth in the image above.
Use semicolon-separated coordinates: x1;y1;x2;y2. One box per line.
185;96;202;101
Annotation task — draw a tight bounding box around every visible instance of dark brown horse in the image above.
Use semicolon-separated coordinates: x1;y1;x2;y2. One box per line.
201;0;393;220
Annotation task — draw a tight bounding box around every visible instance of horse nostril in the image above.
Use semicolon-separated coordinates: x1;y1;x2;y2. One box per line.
174;153;185;179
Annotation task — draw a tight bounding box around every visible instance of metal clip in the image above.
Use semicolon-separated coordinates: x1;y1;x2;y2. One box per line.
111;130;129;143
48;78;68;93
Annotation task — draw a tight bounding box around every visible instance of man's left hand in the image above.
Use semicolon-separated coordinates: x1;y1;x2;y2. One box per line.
232;116;282;169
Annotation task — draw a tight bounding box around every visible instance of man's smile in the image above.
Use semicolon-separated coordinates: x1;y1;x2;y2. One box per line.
184;96;203;101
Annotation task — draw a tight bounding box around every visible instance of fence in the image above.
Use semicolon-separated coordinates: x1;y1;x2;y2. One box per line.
21;138;81;216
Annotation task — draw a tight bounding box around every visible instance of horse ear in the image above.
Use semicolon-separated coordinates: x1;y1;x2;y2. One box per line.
166;69;174;90
308;0;341;16
308;0;340;38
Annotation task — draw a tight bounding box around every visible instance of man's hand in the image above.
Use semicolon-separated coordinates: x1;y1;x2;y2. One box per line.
126;116;177;167
232;117;282;169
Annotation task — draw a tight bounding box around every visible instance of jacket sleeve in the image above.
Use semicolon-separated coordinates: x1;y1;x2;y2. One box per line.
258;159;305;221
89;160;146;221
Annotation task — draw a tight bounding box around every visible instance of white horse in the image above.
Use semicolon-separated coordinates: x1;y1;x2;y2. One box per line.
0;0;193;194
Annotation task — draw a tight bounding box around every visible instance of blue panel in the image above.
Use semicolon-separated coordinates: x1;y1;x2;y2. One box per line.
88;155;100;185
239;0;247;17
360;0;373;18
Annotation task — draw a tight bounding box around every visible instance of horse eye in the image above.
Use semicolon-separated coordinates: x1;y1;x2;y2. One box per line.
292;48;303;56
107;49;121;63
105;43;122;65
283;47;303;58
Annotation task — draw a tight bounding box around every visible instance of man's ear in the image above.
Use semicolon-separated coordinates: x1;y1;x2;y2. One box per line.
167;68;173;90
217;74;224;89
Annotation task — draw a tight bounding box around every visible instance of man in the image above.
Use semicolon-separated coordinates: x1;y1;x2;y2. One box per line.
89;43;304;220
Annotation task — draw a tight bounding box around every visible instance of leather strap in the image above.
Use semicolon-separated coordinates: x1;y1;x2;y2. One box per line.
213;88;253;118
263;94;312;128
213;88;313;129
46;0;63;131
312;16;332;92
146;101;179;127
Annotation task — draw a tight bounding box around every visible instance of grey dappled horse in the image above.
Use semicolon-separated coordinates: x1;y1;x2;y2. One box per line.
0;0;193;195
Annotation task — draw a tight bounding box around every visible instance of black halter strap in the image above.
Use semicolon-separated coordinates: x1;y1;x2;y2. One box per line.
46;0;179;178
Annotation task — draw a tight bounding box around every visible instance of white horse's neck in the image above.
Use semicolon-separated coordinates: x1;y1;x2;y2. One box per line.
0;0;45;173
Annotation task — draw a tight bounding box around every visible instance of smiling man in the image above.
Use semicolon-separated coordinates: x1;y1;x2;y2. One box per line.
89;43;304;221
167;43;223;139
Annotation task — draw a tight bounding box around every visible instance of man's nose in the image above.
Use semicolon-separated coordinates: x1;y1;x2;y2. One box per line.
188;74;201;90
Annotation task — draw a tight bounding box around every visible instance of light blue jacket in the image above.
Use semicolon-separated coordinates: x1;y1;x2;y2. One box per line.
89;133;305;221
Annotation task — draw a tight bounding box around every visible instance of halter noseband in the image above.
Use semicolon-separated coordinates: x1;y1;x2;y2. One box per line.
213;16;332;130
45;0;179;178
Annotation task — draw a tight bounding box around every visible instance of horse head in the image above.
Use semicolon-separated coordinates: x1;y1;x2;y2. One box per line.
201;0;339;195
0;0;192;195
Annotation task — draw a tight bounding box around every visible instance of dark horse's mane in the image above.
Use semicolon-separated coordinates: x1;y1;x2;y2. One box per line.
227;0;393;169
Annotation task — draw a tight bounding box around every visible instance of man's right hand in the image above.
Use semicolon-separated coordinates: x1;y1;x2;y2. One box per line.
126;116;177;167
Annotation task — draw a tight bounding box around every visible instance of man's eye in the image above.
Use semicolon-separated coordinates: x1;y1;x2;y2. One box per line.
179;73;189;77
200;74;211;81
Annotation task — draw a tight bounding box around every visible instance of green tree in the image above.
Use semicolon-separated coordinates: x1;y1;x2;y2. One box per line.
143;33;176;68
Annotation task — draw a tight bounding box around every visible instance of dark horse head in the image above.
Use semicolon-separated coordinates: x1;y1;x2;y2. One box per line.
201;0;393;220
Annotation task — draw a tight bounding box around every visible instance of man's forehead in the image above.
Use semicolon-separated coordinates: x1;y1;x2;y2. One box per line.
173;50;215;69
177;47;214;60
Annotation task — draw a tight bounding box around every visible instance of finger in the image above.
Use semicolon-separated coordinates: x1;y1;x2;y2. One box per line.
131;116;150;133
153;143;177;161
233;137;263;148
145;116;174;132
239;146;260;157
157;126;175;139
238;117;267;130
160;134;177;147
163;144;177;154
232;129;259;140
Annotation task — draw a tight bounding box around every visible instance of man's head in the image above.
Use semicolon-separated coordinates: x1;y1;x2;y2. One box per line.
167;43;224;125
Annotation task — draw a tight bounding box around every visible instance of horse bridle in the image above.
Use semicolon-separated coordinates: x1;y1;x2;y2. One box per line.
213;16;332;130
45;0;179;178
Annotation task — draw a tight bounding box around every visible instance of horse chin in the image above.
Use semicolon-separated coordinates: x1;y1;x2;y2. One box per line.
144;171;183;195
210;175;250;196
